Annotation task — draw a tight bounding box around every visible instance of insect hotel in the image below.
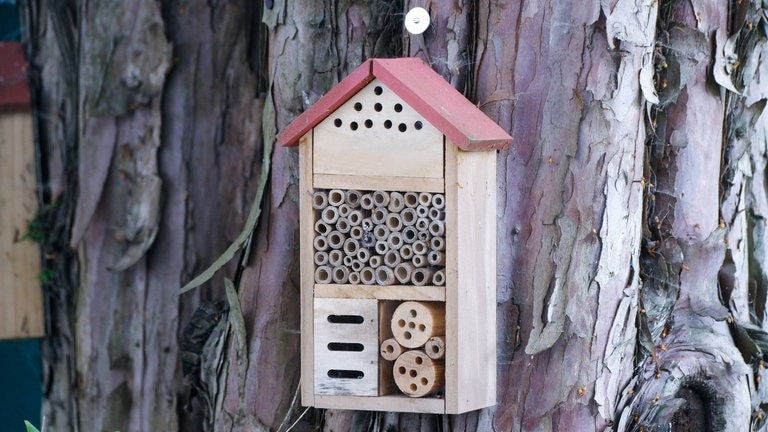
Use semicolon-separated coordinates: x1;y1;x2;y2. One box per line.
277;57;511;414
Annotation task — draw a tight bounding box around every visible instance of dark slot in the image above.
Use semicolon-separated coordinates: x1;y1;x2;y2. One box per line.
327;342;364;352
327;369;364;379
327;314;364;324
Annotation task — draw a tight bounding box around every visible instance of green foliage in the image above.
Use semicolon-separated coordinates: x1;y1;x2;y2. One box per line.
37;268;55;283
23;200;59;244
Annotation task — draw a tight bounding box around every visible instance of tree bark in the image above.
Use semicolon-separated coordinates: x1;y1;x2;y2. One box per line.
22;0;768;431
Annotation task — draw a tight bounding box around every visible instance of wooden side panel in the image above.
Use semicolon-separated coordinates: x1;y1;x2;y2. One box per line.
444;140;497;413
313;79;443;180
299;132;315;405
0;113;43;339
313;298;380;396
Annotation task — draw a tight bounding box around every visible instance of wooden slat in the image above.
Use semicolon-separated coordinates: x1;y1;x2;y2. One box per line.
378;300;398;395
314;284;445;301
313;174;444;193
299;132;316;405
314;394;444;413
313;80;444;180
444;139;497;413
0;112;43;339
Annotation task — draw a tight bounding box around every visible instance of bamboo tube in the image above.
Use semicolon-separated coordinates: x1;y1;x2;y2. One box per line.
428;250;445;266
345;189;362;208
415;217;430;231
337;203;351;218
335;217;351;234
400;208;417;226
418;192;432;207
375;240;389;255
357;247;371;263
399;244;414;260
328;250;344;267
424;336;446;360
375;266;396;285
428;207;445;221
402;226;418;244
394;262;414;284
361;217;374;232
311;191;329;209
362;232;376;248
373;224;390;241
416;205;429;218
411;267;434;285
321;206;339;224
314;251;329;266
384;250;402;268
429;220;445;237
431;193;445;209
328;189;345;207
326;230;346;249
343;255;354;266
387;231;403;250
314;266;333;284
373;190;390;207
369;255;383;268
403;192;419;208
347;210;363;226
360;193;375;210
388;192;405;212
351;259;364;272
314;220;332;235
390;301;445;348
332;266;350;284
417;231;429;242
349;225;364;240
386;212;403;232
412;254;428;268
432;269;446;286
343;238;360;256
393;350;444;397
348;272;361;284
360;266;376;285
380;338;403;361
372;207;388;225
430;236;445;251
412;240;428;256
313;235;329;251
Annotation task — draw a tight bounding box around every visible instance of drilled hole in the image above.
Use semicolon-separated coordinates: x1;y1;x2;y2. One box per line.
374;86;383;95
404;331;412;339
384;120;392;129
410;383;418;391
350;122;358;131
364;119;373;128
415;356;423;365
408;321;416;329
414;121;423;130
374;102;382;112
409;369;417;378
398;366;406;375
397;319;406;328
419;324;426;332
394;103;403;112
431;345;439;354
421;377;428;385
334;118;342;127
398;123;407;132
409;309;417;317
354;102;363;111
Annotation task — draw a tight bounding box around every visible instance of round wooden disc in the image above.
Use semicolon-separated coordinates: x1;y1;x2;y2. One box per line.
393;350;444;397
390;301;445;348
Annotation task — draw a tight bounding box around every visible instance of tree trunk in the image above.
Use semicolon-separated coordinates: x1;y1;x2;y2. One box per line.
22;0;768;431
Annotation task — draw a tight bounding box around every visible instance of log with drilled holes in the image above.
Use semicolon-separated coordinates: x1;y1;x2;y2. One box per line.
393;350;444;397
424;336;446;360
390;301;445;348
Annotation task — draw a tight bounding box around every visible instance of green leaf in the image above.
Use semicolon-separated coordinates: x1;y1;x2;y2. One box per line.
24;421;40;432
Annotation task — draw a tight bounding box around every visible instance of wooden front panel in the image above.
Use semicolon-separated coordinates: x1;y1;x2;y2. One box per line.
313;79;443;180
0;113;43;339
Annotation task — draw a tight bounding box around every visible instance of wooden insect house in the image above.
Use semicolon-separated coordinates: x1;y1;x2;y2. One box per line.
277;57;512;414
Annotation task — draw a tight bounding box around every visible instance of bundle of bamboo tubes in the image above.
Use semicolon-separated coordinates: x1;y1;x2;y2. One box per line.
312;189;446;286
380;301;446;397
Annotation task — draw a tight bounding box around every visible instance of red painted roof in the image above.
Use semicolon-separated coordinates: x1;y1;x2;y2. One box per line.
277;58;511;151
0;42;31;113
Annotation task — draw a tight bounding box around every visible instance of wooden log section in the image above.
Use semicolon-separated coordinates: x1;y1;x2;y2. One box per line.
424;336;446;360
431;270;446;286
390;301;445;348
314;251;329;266
380;338;403;361
327;188;346;206
393;350;445;398
394;263;414;284
375;266;396;285
411;268;434;286
403;192;419;208
313;235;329;251
431;193;445;209
401;208;417;226
345;189;362;208
315;266;333;284
321;206;339;224
386;212;403;232
388;192;405;212
312;191;329;209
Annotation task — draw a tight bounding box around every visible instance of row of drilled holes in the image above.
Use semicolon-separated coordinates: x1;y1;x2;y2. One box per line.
334;118;423;132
